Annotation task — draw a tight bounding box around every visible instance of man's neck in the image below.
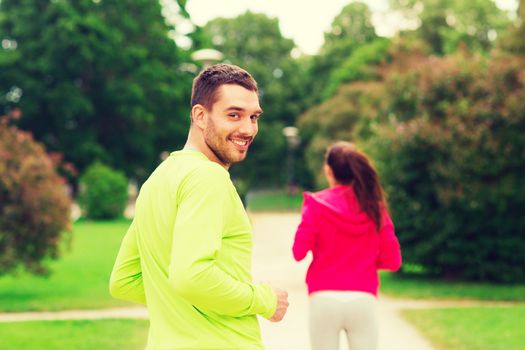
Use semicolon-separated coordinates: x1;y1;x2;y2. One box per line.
184;131;230;170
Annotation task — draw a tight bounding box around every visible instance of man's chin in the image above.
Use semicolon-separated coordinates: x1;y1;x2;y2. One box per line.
229;151;248;164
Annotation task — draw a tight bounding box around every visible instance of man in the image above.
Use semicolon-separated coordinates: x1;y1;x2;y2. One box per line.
109;64;289;350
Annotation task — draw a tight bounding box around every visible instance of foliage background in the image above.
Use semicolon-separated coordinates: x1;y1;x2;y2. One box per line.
0;0;524;282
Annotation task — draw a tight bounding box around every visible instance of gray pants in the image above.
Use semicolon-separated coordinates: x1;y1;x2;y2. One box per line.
309;291;378;350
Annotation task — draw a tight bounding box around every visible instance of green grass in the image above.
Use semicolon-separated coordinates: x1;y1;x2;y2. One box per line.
402;306;525;350
0;319;148;350
384;272;525;350
380;272;525;301
0;220;132;312
246;190;303;212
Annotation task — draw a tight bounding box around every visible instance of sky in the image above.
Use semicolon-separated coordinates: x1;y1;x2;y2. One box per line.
184;0;519;55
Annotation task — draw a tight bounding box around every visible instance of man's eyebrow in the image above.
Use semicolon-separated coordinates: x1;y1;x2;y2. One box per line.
224;106;264;114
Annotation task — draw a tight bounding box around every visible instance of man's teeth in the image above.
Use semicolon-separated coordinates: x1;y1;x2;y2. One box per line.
232;139;248;146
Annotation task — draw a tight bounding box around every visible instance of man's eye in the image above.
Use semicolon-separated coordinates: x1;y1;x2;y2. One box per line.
250;115;260;121
228;113;240;119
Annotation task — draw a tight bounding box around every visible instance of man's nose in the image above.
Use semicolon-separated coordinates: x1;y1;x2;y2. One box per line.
238;118;257;136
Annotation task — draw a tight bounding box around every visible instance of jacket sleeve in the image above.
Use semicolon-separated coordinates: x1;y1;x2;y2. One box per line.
292;193;318;261
168;165;276;319
377;210;402;271
109;220;146;305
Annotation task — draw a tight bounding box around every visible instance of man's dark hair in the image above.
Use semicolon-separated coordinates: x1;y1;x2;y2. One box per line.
191;64;258;111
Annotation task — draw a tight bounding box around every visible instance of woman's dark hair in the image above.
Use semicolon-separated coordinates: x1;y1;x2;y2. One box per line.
326;141;388;231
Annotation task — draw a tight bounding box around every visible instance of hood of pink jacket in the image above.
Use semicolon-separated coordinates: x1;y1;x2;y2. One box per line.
304;185;378;236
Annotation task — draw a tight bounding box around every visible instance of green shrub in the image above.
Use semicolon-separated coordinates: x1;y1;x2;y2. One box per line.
78;162;128;220
369;52;525;282
0;118;72;275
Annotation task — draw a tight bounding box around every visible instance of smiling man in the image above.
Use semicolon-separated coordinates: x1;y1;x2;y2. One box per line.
109;64;289;350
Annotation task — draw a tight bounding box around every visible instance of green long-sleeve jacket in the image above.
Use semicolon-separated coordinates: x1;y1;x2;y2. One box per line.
109;150;276;350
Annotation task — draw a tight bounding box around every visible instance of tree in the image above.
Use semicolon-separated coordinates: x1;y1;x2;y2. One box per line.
307;2;378;104
301;34;525;281
298;81;386;186
0;115;72;275
390;0;511;55
322;37;391;99
0;0;193;182
368;52;525;282
203;11;310;188
299;33;439;188
499;0;525;54
284;2;382;189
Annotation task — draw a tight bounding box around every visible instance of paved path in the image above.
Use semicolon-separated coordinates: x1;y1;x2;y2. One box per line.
0;212;439;350
0;307;148;323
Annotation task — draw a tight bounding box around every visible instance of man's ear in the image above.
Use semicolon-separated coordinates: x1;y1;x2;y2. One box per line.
191;104;207;129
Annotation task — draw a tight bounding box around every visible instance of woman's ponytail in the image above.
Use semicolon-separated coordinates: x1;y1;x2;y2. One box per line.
326;142;387;231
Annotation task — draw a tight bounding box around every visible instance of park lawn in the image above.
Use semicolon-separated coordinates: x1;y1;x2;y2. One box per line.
0;220;133;312
380;272;525;301
246;190;303;212
382;273;525;350
402;306;525;350
0;319;148;350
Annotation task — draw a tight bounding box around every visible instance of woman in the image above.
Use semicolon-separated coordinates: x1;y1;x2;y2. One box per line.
292;141;402;350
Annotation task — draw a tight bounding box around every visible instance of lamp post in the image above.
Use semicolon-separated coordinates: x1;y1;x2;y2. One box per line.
191;48;224;69
282;126;300;195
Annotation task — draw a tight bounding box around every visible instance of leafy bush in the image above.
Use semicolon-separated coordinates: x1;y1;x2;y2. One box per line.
0;118;72;275
78;163;128;220
369;52;525;282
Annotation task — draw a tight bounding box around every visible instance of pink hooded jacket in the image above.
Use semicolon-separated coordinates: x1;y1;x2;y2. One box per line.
292;185;402;296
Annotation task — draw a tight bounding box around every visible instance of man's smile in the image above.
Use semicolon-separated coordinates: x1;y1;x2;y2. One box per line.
229;137;252;150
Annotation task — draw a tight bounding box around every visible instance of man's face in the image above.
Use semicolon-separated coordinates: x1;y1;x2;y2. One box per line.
203;84;262;167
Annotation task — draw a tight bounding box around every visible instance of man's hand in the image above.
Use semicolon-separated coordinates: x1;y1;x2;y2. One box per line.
269;287;289;322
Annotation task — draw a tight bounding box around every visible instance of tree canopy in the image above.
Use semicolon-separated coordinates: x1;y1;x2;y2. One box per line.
306;2;379;105
390;0;511;54
0;0;193;181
